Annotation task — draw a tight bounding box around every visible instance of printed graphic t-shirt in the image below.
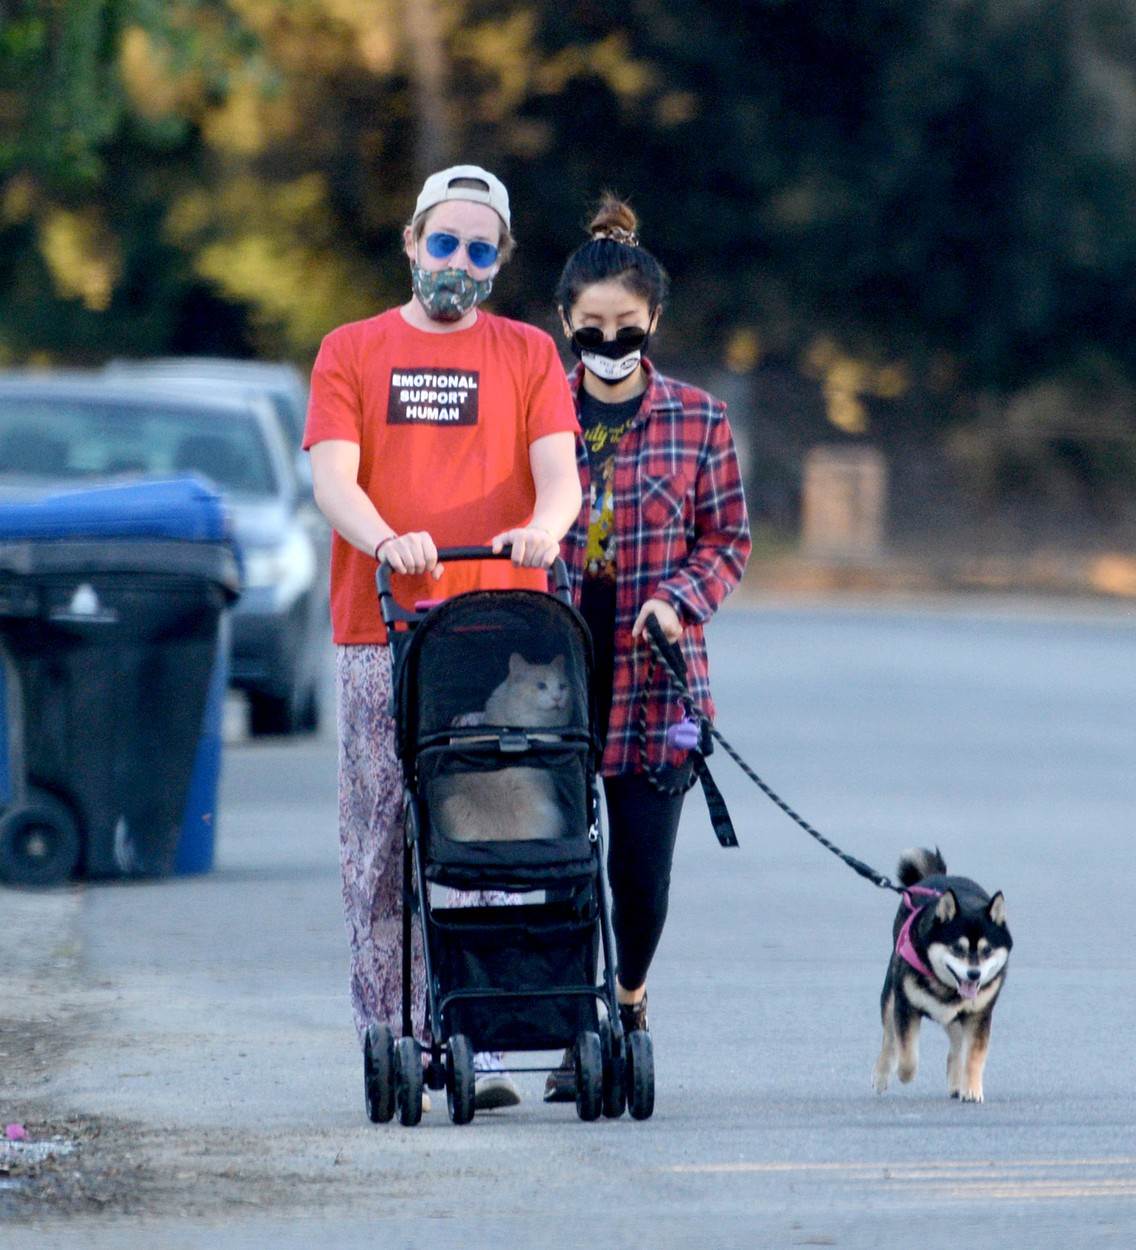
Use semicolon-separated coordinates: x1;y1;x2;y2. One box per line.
578;387;643;582
304;307;579;643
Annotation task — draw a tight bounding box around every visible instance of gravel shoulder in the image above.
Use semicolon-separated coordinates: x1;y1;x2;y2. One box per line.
0;877;437;1229
0;886;145;1220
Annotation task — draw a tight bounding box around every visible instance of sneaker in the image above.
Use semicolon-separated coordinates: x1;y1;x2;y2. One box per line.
474;1052;521;1110
542;1047;576;1103
421;1090;432;1114
618;991;649;1034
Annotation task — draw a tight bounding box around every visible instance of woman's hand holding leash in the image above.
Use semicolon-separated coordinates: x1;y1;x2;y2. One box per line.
490;525;559;567
633;598;682;643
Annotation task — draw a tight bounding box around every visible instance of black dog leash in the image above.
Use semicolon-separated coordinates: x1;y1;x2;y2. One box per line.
636;625;739;849
639;615;903;896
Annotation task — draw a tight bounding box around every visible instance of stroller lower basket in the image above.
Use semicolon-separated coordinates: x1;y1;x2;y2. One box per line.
429;900;600;1052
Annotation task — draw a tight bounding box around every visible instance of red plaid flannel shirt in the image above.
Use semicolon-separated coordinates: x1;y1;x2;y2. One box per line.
565;361;751;775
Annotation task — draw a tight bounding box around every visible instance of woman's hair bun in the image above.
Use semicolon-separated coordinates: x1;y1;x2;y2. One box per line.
588;194;639;246
554;190;666;311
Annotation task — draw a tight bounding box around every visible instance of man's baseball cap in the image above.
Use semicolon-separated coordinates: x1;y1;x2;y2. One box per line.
413;164;510;231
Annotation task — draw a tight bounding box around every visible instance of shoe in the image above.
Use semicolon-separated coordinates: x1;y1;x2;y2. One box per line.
474;1072;521;1110
618;991;648;1034
474;1053;521;1110
421;1091;432;1113
543;1047;576;1103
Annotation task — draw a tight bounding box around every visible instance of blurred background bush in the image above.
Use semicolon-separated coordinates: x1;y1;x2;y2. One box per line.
2;0;1134;573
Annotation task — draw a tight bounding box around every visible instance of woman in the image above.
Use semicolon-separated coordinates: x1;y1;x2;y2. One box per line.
545;196;751;1100
304;165;582;1113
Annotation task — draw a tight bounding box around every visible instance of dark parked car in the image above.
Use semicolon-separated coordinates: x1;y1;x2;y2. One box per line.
0;375;328;736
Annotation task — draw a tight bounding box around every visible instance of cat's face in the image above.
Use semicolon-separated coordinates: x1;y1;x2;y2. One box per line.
506;653;570;719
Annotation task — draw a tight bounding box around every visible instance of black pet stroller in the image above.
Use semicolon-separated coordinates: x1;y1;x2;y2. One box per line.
364;547;654;1126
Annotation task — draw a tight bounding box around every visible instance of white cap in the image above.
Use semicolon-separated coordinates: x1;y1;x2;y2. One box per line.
413;164;510;231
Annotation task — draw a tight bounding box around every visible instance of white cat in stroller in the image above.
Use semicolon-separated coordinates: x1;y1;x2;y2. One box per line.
434;653;571;843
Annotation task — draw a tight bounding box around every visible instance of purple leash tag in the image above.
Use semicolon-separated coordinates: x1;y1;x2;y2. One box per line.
667;717;701;751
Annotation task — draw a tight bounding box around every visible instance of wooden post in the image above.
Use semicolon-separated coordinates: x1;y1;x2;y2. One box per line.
801;446;887;559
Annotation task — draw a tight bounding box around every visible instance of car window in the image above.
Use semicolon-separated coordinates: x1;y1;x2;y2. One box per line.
104;362;308;450
259;390;303;449
0;397;278;498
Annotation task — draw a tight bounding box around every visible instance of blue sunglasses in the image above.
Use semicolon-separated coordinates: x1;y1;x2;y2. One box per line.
424;231;499;269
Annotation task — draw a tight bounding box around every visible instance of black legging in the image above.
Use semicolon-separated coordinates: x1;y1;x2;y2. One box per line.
581;581;685;993
602;773;683;991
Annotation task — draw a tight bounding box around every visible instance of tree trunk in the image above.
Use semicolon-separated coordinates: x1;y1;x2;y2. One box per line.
401;0;453;183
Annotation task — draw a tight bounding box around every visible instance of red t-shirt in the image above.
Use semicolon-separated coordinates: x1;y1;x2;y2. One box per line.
304;307;579;643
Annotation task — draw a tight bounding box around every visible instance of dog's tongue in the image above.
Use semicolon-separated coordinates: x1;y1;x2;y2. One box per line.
957;979;980;1000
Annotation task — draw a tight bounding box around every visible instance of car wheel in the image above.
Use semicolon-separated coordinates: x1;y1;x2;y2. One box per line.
297;682;321;733
247;682;318;737
247;690;293;736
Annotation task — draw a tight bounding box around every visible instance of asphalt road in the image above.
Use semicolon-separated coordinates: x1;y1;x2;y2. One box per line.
13;597;1136;1247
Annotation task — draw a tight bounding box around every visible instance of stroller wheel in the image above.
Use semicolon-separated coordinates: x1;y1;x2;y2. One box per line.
626;1029;655;1121
395;1036;424;1127
574;1031;604;1122
599;1018;626;1119
364;1023;396;1123
446;1034;476;1125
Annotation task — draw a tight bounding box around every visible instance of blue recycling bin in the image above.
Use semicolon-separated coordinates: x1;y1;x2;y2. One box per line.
0;478;240;885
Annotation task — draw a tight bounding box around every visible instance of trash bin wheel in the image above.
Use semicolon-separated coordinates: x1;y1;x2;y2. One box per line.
394;1036;424;1127
446;1034;476;1125
574;1031;604;1122
599;1017;626;1119
364;1023;396;1123
0;791;81;887
626;1028;655;1121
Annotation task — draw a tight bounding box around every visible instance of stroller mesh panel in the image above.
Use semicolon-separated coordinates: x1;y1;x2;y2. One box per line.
421;742;587;846
397;590;593;751
430;900;600;1051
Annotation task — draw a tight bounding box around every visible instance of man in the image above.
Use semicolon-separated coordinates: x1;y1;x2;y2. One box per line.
304;165;581;1112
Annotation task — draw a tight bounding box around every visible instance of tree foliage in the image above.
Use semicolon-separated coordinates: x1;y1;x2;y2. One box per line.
0;0;1133;432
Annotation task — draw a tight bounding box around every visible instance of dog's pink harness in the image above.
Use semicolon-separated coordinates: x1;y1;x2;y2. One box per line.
895;885;942;978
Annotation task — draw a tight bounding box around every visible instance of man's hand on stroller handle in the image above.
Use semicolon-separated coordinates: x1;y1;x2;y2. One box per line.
377;531;445;580
490;525;559;568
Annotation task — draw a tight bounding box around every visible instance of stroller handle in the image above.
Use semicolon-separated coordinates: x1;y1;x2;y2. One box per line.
376;545;572;629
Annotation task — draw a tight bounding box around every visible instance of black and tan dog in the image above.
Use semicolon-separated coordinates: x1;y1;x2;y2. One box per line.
872;848;1011;1103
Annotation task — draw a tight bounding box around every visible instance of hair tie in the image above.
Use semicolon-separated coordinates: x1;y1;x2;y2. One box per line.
593;226;639;247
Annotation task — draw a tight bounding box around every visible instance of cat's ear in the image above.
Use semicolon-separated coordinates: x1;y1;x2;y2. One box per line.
508;653;527;675
552;655;566;674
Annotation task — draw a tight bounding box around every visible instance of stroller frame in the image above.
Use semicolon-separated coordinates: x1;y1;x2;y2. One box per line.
367;548;653;1126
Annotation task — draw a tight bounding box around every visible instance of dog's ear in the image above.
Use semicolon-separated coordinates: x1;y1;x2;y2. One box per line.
934;890;958;923
987;892;1006;927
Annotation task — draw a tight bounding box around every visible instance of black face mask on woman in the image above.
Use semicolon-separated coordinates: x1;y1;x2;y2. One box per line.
569;324;650;385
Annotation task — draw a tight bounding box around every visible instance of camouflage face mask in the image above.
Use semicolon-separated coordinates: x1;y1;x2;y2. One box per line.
410;265;494;322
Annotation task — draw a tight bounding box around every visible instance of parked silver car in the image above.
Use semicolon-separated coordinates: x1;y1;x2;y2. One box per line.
0;374;328;736
104;357;311;486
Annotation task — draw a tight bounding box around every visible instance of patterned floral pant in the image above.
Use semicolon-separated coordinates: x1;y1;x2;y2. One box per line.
336;644;421;1046
335;643;506;1048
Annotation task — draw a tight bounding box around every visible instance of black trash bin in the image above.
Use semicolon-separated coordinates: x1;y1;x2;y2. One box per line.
0;478;240;886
